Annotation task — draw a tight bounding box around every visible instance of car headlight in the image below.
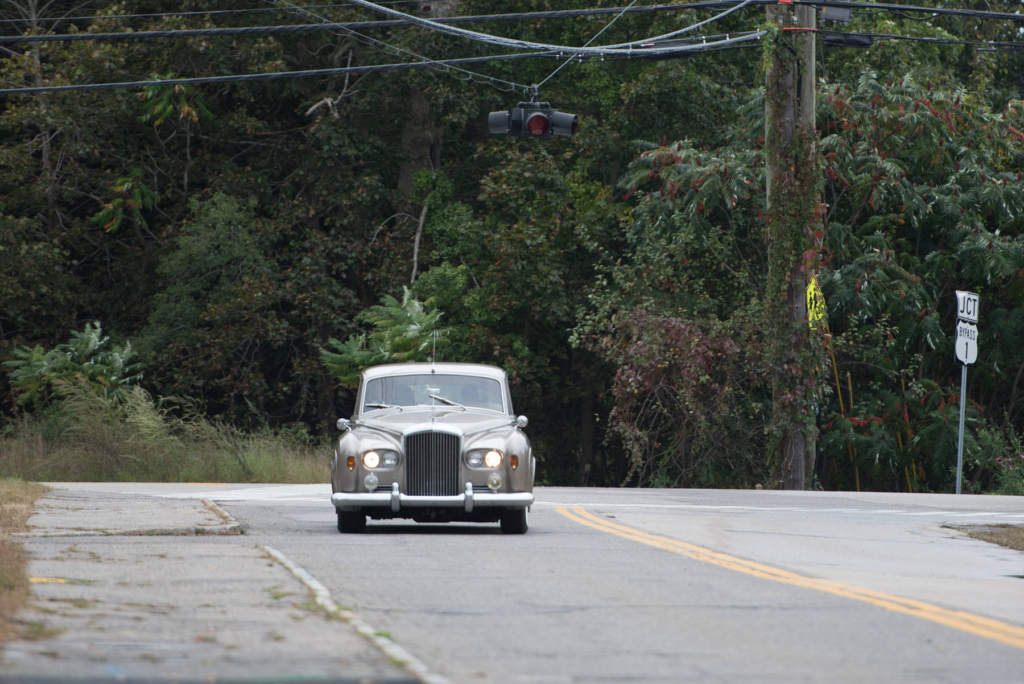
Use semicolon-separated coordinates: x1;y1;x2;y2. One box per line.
362;450;398;469
362;451;380;468
466;449;503;468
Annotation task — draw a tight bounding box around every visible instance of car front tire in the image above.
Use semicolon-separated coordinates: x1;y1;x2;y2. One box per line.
500;508;529;534
337;510;366;533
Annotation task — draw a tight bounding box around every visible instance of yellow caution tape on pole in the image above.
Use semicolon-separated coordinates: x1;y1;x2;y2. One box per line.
807;276;826;327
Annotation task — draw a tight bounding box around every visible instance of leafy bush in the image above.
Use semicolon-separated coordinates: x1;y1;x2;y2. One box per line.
590;309;767;487
991;427;1024;495
4;322;142;409
320;287;449;388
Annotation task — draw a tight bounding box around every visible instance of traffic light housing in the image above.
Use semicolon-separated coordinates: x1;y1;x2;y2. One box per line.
488;101;577;138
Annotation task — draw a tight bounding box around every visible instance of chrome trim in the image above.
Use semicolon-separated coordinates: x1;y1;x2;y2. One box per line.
390;482;400;513
405;431;460;496
331;492;534;509
464;482;474;513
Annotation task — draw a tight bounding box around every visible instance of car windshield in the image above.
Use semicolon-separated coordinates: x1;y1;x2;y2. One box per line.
362;374;505;413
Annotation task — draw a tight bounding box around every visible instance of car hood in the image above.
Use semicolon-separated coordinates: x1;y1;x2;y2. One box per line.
354;409;513;439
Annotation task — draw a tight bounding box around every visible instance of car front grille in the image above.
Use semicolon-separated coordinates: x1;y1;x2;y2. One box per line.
404;431;461;496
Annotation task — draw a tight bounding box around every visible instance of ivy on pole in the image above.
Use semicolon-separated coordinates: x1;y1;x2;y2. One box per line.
762;5;828;489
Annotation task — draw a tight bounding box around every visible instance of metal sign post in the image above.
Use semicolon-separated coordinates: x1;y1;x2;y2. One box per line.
954;291;979;495
955;364;967;495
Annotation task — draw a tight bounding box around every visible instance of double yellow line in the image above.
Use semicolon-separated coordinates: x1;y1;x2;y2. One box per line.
555;505;1024;651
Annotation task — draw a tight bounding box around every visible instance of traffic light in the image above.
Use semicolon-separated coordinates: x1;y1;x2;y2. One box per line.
488;100;577;138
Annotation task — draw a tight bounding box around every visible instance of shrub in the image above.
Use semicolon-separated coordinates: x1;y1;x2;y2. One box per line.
320;287;449;388
4;322;142;409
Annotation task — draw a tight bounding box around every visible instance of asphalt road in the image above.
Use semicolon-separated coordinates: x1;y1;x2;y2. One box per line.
48;484;1024;684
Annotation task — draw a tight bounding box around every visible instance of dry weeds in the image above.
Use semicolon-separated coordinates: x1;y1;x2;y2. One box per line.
0;479;47;646
966;525;1024;553
0;385;330;484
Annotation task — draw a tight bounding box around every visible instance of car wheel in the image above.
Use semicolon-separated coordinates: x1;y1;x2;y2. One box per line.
500;508;529;534
337;511;366;534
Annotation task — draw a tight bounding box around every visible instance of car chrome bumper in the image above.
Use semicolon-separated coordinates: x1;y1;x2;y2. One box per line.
331;483;533;513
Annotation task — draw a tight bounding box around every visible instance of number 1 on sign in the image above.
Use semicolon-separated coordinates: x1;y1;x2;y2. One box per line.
955;321;978;365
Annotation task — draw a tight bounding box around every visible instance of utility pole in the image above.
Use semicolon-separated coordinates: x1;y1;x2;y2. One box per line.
763;1;825;490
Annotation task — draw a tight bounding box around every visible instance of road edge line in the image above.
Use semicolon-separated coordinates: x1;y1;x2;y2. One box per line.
258;544;453;684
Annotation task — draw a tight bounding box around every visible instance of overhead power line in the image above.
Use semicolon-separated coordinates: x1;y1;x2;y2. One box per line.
0;23;338;43
537;0;641;88
0;38;753;96
2;25;1019;97
0;2;414;24
661;27;1024;51
0;51;558;95
6;1;1024;45
1;4;753;45
794;0;1024;21
822;29;1024;49
274;0;762;95
322;0;760;55
275;0;530;94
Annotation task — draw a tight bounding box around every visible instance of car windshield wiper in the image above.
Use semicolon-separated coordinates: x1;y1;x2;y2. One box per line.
365;403;403;411
428;393;465;409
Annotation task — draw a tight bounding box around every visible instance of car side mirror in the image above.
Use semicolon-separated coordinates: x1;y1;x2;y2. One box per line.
515;415;528;429
336;418;351;431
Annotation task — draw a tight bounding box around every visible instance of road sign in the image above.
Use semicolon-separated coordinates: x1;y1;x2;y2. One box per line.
955;290;979;323
953;291;980;495
807;277;826;327
955;320;978;365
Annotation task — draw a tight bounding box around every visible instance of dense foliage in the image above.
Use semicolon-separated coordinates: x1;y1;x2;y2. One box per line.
5;322;143;408
320;287;450;387
2;0;1023;490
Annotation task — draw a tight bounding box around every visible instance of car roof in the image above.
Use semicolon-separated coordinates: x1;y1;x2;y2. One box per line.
360;362;507;381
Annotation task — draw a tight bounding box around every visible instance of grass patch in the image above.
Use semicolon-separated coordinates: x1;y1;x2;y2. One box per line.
965;525;1024;553
0;385;330;483
46;597;94;609
295;599;322;614
264;584;290;600
0;478;49;644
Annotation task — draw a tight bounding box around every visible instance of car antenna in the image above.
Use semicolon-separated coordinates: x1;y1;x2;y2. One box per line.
430;330;437;422
431;330;437;373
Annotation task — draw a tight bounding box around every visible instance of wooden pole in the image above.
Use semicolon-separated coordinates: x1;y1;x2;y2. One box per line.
764;0;822;490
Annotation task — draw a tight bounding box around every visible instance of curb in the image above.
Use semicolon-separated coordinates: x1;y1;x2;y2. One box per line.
13;499;242;538
202;498;243;531
13;524;241;538
259;544;453;684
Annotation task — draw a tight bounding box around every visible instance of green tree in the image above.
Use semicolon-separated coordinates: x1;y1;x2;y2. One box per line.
320;288;449;388
582;74;1024;492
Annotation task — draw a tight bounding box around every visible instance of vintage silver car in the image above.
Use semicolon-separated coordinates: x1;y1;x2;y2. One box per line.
331;362;534;534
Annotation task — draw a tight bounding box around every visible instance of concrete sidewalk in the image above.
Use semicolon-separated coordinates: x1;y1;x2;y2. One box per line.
1;488;417;683
13;488;240;538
